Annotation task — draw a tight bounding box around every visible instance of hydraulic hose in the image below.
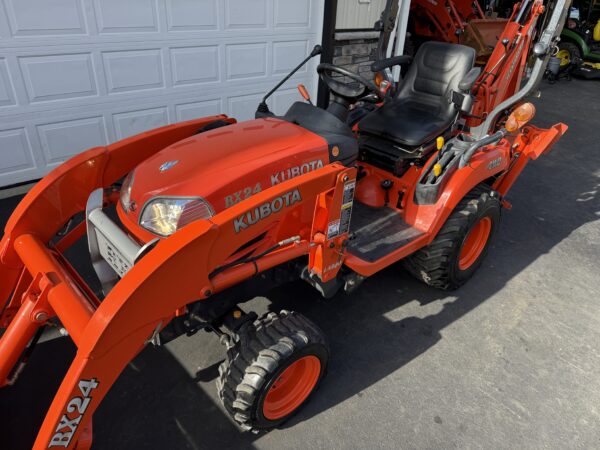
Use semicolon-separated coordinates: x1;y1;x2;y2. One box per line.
459;130;507;168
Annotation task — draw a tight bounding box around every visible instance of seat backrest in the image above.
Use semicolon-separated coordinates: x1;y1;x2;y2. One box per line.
396;42;476;122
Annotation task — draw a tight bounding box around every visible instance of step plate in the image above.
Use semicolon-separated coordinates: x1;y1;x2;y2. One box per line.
347;203;424;263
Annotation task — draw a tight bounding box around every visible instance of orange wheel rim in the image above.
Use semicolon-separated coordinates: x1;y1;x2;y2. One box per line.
459;217;492;270
262;355;321;421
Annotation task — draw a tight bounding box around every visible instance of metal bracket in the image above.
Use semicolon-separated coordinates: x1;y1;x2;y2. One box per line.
86;188;143;295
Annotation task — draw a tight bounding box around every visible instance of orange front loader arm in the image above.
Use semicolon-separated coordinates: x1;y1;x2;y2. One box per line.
0;118;355;448
35;165;350;449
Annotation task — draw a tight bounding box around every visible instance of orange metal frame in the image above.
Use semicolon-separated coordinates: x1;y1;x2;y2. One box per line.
0;2;568;447
0;116;355;447
0;119;565;449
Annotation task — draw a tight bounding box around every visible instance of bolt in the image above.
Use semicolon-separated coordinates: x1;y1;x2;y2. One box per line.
329;242;335;249
204;290;212;297
233;310;242;319
343;175;349;182
34;311;48;322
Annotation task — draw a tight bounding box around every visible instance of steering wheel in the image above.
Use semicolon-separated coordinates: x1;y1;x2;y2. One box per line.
317;63;383;102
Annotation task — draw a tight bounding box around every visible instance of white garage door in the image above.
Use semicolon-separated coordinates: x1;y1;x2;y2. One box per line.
0;0;324;187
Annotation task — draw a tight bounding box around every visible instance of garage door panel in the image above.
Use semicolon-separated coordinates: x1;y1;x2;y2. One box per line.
225;0;269;30
0;0;323;186
18;53;98;103
273;40;309;75
170;45;220;86
226;43;268;81
165;0;218;32
37;116;108;167
3;0;87;37
274;0;312;28
93;0;159;34
0;58;16;107
102;49;164;94
0;128;36;175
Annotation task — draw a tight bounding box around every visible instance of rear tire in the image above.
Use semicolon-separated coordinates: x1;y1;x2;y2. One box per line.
217;310;329;432
404;185;501;290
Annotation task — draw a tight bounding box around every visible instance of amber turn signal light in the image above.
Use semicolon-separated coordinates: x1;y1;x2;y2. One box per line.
505;102;536;133
374;72;385;87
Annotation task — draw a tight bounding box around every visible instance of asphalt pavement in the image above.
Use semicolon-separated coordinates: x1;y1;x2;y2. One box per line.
1;78;599;450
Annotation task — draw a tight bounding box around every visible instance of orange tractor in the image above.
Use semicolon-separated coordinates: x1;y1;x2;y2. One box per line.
0;0;570;447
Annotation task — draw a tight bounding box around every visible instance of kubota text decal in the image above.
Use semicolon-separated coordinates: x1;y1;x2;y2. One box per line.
270;160;324;186
234;189;302;233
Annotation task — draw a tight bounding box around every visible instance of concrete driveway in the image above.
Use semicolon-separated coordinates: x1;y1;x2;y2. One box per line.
1;78;599;450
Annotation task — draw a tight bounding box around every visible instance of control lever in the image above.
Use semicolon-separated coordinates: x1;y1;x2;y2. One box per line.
297;84;313;105
381;179;394;206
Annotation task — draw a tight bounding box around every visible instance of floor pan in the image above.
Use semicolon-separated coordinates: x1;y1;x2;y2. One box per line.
347;202;424;263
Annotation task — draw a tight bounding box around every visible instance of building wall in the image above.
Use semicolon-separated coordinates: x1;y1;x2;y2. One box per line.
336;0;388;30
332;33;380;80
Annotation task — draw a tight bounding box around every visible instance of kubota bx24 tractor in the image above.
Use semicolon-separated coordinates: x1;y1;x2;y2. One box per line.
0;0;570;447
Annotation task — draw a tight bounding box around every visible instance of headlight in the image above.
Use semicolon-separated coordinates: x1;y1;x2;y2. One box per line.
120;172;135;211
140;197;214;236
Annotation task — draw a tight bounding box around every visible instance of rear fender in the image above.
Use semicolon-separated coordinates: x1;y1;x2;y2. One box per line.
404;139;512;239
405;122;567;243
494;123;568;196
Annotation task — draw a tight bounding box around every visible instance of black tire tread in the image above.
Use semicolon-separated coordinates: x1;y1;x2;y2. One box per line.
404;185;498;290
217;310;328;432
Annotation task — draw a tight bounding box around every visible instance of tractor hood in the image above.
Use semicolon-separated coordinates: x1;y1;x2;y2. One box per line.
119;117;329;240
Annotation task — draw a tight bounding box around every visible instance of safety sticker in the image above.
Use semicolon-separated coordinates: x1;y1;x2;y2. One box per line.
339;204;353;236
339;181;356;234
339;181;356;236
327;220;341;240
327;181;355;240
343;181;356;205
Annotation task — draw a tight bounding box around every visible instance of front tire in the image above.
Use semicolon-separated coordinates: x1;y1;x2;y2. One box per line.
217;311;329;432
404;185;501;290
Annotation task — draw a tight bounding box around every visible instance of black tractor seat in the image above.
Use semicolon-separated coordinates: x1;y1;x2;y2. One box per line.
358;42;476;149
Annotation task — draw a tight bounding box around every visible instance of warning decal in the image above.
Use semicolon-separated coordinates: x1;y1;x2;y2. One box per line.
339;181;355;236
